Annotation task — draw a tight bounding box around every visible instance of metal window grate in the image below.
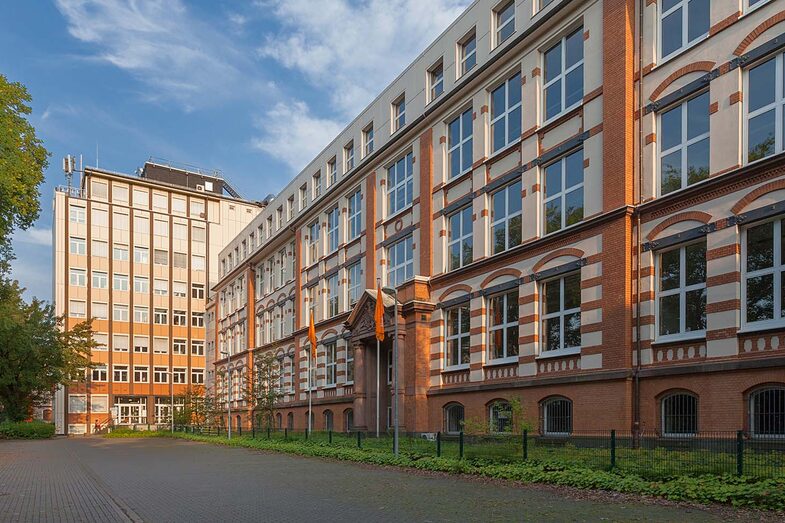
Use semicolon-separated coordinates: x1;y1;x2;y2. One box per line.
751;388;785;437
662;393;698;435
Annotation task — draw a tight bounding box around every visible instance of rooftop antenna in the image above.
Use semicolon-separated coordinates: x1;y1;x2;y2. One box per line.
62;155;75;188
95;144;99;168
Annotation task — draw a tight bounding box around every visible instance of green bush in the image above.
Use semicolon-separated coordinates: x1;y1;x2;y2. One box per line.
0;420;55;439
104;427;162;438
111;430;785;511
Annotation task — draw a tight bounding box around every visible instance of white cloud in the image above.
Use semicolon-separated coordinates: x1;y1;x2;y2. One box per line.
251;101;343;172
54;0;258;110
15;227;52;247
257;0;472;117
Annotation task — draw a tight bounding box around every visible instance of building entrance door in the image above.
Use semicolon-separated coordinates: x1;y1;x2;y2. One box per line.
114;397;147;425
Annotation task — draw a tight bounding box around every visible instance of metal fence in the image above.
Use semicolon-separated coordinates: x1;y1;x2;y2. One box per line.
170;426;785;480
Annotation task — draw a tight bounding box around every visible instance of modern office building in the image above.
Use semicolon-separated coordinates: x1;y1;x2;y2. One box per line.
216;0;784;437
52;161;262;434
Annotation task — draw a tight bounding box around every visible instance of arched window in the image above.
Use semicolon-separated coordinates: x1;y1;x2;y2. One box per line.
344;409;354;432
286;412;293;430
443;403;464;434
275;412;282;429
542;397;572;436
489;401;512;433
661;392;698;436
324;410;334;431
750;387;785;437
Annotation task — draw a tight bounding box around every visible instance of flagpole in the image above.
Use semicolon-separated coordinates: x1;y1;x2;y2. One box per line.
376;339;380;437
308;347;312;434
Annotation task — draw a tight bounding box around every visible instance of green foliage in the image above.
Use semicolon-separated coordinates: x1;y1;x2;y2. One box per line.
0;278;94;421
0;74;49;270
245;351;282;430
105;428;161;438
0;420;55;439
173;386;222;428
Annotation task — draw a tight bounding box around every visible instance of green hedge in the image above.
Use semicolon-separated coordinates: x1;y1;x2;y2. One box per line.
0;420;55;439
113;431;785;511
104;428;162;438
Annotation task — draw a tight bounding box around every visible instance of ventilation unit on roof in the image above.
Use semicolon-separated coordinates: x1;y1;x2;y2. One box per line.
196;184;205;192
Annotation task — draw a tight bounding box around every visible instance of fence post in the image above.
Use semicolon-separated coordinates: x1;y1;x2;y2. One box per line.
459;431;464;459
610;430;616;469
357;431;362;449
267;427;271;440
284;428;288;440
523;429;528;460
736;430;744;476
305;429;308;441
329;430;333;444
436;431;441;457
252;424;255;439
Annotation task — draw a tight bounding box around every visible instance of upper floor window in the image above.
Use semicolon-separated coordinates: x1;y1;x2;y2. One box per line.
660;0;709;61
344;141;355;172
392;95;406;133
494;1;515;47
657;242;706;339
491;181;522;255
387;152;413;216
276;208;283;230
429;60;444;101
544;27;583;121
69;205;86;224
448;108;473;179
488;290;519;361
69;236;86;255
313;172;322;199
286;196;294;221
327;207;340;252
541;273;581;353
744;218;785;328
459;30;476;76
299;184;308;210
327;273;340;317
491;72;522;152
445;304;470;368
347;262;363;306
387;235;413;288
658;97;711;196
308;221;320;264
326;159;336;188
325;342;337;386
348;189;362;240
543;149;584;234
748;53;785;163
448;206;473;271
363;124;374;156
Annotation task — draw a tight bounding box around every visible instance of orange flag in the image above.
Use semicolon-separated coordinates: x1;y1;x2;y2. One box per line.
308;309;317;358
375;283;385;342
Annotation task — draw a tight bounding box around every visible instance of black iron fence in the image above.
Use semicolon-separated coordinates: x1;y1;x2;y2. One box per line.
170;426;785;480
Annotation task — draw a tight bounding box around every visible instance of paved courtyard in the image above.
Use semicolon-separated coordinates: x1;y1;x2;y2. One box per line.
0;437;740;522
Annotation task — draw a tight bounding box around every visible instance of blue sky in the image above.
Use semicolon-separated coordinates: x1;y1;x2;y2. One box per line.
1;0;471;302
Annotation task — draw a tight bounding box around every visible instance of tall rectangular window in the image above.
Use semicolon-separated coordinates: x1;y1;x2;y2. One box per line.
660;0;709;60
299;184;308;210
445;304;470;367
387;152;414;215
448;108;473;179
327;207;340;252
347;262;362;305
543;27;584;121
348;189;362;240
491;181;522;255
488;290;519;360
308;221;320;264
387;236;414;288
325;342;337;386
363;124;374;156
287;196;294;220
658;242;707;338
392;95;406;132
491;73;522;152
448;207;473;271
542;273;582;353
659;92;710;194
747;53;785;163
346;347;354;384
459;30;476;76
328;273;340;317
313;172;322;199
494;1;515;46
344;142;354;172
744;219;785;327
429;60;444;101
543;149;584;234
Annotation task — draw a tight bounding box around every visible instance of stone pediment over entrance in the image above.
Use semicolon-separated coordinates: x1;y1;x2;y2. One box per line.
344;289;398;342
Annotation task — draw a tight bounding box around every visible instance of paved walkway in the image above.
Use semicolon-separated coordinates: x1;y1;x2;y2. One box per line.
0;437;730;522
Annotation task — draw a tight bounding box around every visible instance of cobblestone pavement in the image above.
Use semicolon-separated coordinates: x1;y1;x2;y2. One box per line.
0;437;729;522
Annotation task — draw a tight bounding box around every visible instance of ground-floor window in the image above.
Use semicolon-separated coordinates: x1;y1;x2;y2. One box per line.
489;401;512;433
542;397;572;436
114;397;146;425
287;412;294;430
750;387;785;437
344;409;354;432
444;403;464;434
276;412;282;429
324;410;334;431
661;392;698;436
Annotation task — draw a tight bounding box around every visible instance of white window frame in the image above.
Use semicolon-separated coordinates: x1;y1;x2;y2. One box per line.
392;95;406;133
69;236;86;255
746;53;785;165
542;148;585;234
448;107;473;179
494;0;515;47
173;339;187;355
133;365;149;383
308;221;320;264
459;30;476;77
487;290;519;363
447;206;473;271
133;275;148;294
429;60;444;102
327;273;340;317
490;73;522;153
540;273;582;356
542;27;584;124
363;124;374;156
444;304;470;369
386;152;414;216
327;207;340;253
742;218;785;330
92;270;108;289
69;205;86;224
387;235;414;288
113;273;128;291
91;364;108;382
490;181;522;255
70;268;87;287
347;262;362;306
658;0;710;63
325;342;337;386
113;365;129;383
656;241;707;341
348;189;362;240
658;92;710;195
113;304;129;322
344;142;354;172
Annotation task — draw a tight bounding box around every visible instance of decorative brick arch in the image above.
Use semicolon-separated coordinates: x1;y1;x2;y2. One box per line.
438;284;473;302
734;11;785;56
532;248;584;273
649;61;715;101
646;211;712;241
265;299;276;308
731;179;785;214
277;293;288;302
320;328;338;340
481;268;522;289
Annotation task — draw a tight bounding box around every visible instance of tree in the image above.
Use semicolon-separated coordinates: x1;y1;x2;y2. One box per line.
0;278;94;421
244;352;282;430
173;385;223;428
0;74;49;272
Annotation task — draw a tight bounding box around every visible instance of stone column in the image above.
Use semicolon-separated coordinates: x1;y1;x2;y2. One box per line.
352;341;368;431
